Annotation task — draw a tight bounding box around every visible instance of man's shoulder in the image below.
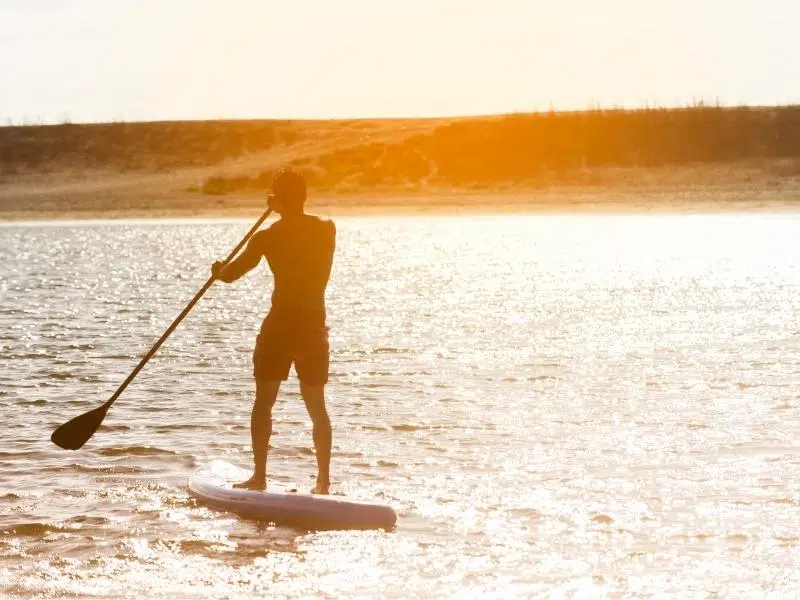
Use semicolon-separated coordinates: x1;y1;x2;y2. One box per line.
254;226;274;239
251;227;275;250
305;214;336;234
305;213;335;225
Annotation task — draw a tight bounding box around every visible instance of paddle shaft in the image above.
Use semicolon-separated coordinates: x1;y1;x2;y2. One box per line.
101;209;272;410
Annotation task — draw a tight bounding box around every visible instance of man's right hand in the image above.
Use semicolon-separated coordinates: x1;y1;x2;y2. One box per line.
211;261;226;280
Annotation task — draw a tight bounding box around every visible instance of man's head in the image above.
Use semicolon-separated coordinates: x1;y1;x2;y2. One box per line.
270;168;306;215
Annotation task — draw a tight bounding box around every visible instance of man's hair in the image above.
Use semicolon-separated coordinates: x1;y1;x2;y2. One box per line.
272;168;306;210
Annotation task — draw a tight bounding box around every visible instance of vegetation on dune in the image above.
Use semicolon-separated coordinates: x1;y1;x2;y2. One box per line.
2;105;800;194
196;105;800;194
0;120;297;173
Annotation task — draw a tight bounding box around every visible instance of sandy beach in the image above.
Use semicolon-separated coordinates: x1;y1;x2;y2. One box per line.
2;164;800;221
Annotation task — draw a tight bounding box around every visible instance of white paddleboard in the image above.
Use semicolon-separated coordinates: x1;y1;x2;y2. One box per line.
188;460;397;531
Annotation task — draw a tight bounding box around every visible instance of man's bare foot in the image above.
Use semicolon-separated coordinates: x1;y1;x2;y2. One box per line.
310;480;330;495
233;475;266;490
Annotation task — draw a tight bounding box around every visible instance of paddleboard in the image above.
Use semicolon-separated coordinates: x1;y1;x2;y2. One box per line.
188;460;397;531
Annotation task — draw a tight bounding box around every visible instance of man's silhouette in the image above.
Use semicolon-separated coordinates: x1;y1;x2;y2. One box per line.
212;169;336;493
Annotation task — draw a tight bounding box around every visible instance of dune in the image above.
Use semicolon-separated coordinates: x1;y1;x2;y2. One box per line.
1;106;800;219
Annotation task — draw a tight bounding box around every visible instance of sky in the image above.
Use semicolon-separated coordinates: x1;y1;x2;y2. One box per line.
1;0;799;124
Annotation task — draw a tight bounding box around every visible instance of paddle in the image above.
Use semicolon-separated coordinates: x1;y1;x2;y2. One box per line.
51;208;273;450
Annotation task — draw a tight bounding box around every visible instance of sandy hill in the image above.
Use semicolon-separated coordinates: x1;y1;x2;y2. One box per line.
2;106;800;217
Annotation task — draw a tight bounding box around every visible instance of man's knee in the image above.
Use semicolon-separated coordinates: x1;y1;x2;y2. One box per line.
255;380;281;410
300;383;328;419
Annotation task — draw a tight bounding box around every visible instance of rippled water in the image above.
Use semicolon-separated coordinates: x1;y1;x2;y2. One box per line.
1;214;799;598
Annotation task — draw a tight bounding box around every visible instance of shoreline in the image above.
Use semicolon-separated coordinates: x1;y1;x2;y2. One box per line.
2;188;800;222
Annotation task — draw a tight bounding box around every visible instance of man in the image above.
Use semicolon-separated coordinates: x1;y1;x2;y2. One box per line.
211;169;336;494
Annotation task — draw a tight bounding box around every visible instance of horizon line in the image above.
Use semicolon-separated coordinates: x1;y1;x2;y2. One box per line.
2;99;800;129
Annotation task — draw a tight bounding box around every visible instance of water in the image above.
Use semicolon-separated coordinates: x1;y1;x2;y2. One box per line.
1;214;799;598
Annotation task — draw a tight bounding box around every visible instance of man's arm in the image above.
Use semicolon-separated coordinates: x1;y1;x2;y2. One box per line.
212;231;267;283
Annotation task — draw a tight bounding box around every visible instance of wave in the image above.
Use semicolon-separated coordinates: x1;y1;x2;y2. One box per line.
591;513;614;525
1;522;64;536
5;353;57;360
47;372;73;380
0;450;47;459
152;424;214;432
362;425;389;432
336;451;364;458
736;382;759;390
769;498;798;506
64;398;94;405
97;446;178;457
269;446;330;458
41;463;149;475
175;539;225;554
391;424;428;432
98;424;132;432
15;398;47;406
507;507;542;519
424;445;447;453
2;516;110;537
66;515;110;526
391;423;463;433
213;389;239;396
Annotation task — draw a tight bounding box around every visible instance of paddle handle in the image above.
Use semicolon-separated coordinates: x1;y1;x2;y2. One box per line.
103;209;272;409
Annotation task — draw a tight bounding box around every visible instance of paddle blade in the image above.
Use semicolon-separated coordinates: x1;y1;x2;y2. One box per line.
50;403;110;450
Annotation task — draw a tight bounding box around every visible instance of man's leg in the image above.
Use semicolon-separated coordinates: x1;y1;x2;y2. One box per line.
300;382;331;494
234;379;280;490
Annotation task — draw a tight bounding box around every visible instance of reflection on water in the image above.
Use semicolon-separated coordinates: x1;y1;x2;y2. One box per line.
1;214;799;597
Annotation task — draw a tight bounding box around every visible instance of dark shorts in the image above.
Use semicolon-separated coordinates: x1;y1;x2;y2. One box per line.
253;310;329;385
